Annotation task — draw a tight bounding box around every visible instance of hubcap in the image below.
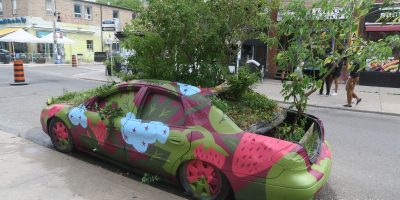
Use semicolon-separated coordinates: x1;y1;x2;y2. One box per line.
186;160;222;197
52;121;69;147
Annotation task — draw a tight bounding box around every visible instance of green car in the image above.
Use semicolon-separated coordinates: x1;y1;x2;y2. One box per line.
40;80;331;200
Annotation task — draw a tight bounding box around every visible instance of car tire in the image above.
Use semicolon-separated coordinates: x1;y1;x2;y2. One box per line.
179;160;232;200
49;118;74;153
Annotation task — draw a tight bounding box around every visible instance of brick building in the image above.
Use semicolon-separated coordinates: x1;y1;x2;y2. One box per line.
0;0;135;63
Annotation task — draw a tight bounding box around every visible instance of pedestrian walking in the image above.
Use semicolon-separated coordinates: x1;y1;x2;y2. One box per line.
343;61;362;107
319;62;333;96
329;57;346;96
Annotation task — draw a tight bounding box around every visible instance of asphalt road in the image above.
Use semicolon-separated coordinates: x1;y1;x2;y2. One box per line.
0;64;399;199
0;65;102;146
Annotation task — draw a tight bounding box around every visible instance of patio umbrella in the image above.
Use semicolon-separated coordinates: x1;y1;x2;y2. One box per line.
40;32;75;44
0;29;44;58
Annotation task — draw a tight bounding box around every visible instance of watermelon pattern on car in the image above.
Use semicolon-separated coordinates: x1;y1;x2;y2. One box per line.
40;80;332;200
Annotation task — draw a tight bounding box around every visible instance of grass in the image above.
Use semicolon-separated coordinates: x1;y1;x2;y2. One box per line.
210;90;279;130
49;82;117;105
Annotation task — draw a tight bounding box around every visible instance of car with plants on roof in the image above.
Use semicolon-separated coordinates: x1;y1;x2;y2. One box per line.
40;79;331;200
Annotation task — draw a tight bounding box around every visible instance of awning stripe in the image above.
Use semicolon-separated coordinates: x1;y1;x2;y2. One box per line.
0;28;21;37
365;25;400;32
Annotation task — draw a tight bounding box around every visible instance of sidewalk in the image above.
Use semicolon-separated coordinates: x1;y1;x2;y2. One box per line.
254;79;400;116
70;66;400;116
0;130;184;200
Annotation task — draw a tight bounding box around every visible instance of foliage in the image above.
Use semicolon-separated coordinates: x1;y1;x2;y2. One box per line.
96;0;143;11
141;173;160;184
261;0;395;119
120;0;268;87
211;91;278;130
223;67;260;100
49;83;117;105
276;123;304;143
98;103;123;132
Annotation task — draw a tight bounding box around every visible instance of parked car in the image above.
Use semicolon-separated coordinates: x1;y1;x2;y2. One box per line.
40;80;332;200
0;49;10;64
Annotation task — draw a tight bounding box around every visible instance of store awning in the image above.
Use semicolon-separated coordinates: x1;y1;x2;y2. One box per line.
40;32;75;44
0;28;20;37
365;25;400;32
0;29;43;43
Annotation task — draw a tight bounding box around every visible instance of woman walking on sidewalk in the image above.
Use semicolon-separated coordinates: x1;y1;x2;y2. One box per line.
343;61;362;107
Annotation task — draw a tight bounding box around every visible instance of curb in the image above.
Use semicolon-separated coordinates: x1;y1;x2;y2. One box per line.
274;100;400;117
75;76;120;83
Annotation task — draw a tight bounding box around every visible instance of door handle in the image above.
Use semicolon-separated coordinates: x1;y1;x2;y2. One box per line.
168;137;184;145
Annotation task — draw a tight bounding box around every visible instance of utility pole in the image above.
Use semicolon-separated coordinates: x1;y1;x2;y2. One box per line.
52;0;58;64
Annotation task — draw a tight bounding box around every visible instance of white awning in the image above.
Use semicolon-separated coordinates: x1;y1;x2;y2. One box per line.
0;29;43;43
40;33;75;44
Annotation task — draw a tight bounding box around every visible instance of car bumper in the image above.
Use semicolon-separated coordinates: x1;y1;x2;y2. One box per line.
266;141;332;200
233;141;332;200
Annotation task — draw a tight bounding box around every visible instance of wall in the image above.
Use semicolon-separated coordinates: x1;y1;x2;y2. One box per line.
0;0;134;63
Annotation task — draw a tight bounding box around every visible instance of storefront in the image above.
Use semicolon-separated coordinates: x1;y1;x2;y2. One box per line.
361;4;400;88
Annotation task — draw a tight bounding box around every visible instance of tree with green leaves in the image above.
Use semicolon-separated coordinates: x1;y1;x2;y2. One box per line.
261;0;395;127
119;0;396;131
120;0;268;87
96;0;143;11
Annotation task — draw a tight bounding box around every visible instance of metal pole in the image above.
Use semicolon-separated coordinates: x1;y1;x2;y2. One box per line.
110;41;113;76
236;41;241;77
53;0;58;64
100;4;104;52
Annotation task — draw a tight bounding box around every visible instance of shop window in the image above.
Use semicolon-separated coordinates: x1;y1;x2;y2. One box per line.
0;1;3;16
113;10;119;19
86;40;93;52
84;6;92;20
11;0;17;15
74;4;82;18
45;0;53;15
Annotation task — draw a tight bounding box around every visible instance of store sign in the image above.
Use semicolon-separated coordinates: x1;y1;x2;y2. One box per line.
0;17;27;24
365;4;400;24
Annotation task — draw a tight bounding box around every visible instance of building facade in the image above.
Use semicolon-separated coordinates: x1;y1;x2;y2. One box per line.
0;0;135;63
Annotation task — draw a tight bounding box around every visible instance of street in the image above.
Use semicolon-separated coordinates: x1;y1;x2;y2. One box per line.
1;65;400;199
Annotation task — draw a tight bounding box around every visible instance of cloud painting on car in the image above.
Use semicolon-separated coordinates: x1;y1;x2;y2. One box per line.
177;83;201;96
120;112;170;153
68;104;88;128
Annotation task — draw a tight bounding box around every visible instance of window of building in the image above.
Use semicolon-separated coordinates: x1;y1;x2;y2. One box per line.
86;40;93;52
74;4;82;18
45;0;53;15
11;0;17;15
113;10;119;19
0;1;3;16
84;6;92;20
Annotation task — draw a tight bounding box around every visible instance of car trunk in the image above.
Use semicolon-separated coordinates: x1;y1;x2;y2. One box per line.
246;110;324;163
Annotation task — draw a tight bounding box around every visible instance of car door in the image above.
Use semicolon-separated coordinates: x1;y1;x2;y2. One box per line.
84;86;141;162
121;87;191;177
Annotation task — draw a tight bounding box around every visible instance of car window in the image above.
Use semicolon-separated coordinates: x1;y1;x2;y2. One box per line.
93;89;139;115
140;92;185;126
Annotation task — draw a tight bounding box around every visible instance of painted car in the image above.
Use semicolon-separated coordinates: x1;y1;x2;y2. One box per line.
40;80;332;200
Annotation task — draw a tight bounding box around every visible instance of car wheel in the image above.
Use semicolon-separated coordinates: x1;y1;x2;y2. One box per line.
179;160;231;200
49;118;74;153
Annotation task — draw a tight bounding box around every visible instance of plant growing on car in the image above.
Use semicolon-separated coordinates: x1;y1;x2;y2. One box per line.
141;173;160;184
49;82;117;105
262;0;395;127
98;104;123;132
